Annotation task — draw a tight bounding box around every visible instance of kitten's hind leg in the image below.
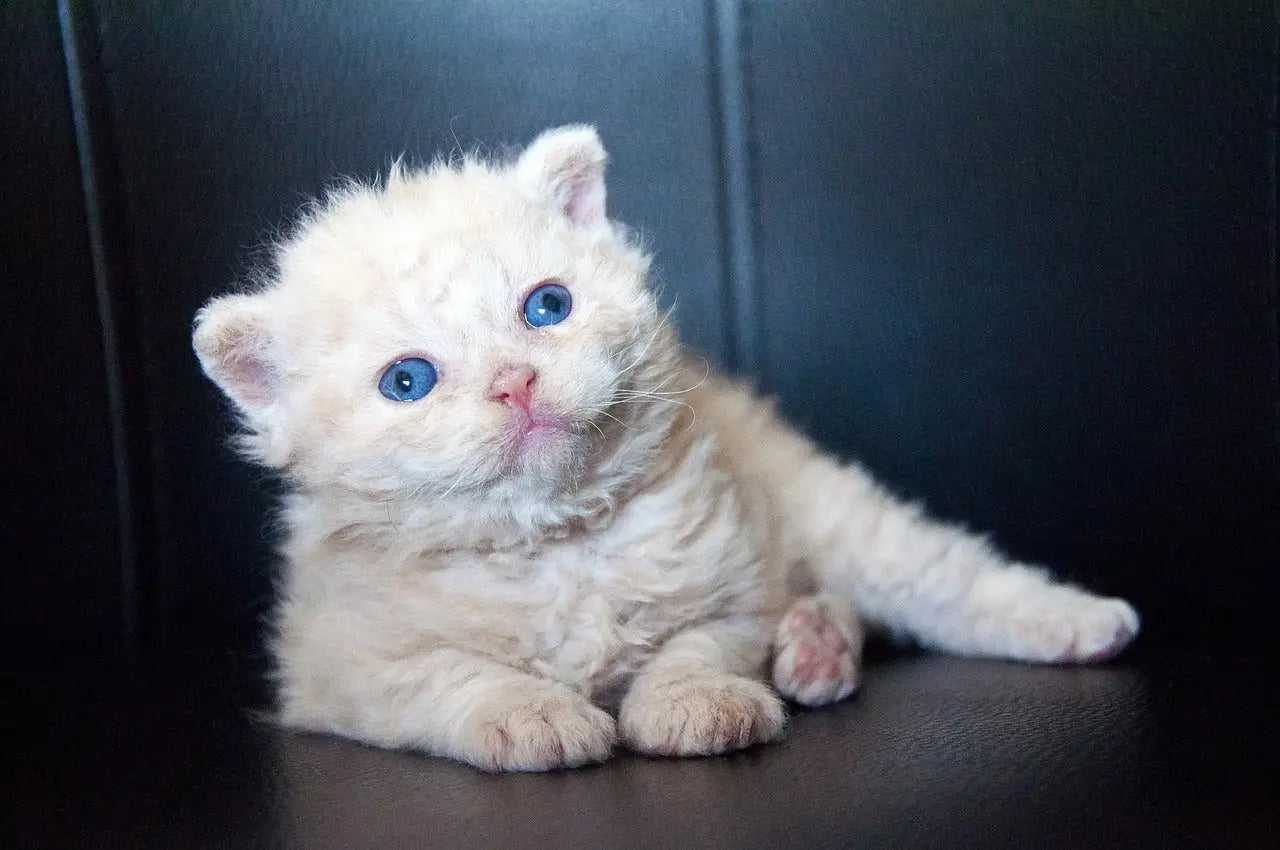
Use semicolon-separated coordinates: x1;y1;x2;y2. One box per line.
691;377;1139;664
815;494;1141;664
772;593;863;707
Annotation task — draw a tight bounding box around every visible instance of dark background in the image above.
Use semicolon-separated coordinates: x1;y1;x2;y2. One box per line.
6;0;1274;676
4;2;1277;847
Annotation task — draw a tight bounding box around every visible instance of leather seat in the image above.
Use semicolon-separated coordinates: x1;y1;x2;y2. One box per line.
6;1;1276;845
13;650;1278;848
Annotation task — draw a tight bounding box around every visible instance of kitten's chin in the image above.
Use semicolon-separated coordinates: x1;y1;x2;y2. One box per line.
499;416;590;486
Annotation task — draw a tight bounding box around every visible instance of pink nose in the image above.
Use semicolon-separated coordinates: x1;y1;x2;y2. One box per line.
488;365;537;412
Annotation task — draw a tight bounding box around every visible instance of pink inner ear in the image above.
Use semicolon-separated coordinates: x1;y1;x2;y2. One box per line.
224;348;274;405
562;172;605;228
201;318;277;407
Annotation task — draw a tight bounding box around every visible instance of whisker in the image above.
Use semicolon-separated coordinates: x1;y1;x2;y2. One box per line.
437;460;482;501
608;394;697;419
615;305;676;380
593;407;631;430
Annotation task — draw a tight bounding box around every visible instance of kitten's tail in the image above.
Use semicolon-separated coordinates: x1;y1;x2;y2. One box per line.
696;377;1139;664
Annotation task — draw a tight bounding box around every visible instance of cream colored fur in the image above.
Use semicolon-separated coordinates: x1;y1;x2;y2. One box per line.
193;125;1139;772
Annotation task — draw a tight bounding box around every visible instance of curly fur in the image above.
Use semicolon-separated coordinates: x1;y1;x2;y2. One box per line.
193;125;1139;772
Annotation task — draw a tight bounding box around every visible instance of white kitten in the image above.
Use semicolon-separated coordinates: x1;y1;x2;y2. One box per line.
193;125;1139;771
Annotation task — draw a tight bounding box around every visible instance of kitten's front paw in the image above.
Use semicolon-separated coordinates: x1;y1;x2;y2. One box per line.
464;685;616;772
1010;596;1140;664
618;672;786;757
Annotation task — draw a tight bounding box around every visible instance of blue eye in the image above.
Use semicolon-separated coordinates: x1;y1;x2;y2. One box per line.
523;281;572;328
378;358;437;402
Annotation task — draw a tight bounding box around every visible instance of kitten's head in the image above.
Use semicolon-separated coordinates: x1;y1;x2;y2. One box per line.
194;125;683;546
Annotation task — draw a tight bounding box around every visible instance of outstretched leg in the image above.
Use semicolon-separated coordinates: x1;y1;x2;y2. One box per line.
813;486;1139;663
693;379;1139;665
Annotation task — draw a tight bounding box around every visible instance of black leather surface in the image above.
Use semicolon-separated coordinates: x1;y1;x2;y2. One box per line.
86;0;732;660
47;0;1272;659
12;652;1279;849
4;1;1278;845
1;0;123;670
749;0;1280;652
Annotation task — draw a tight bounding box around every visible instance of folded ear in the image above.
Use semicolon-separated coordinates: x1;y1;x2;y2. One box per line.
514;124;608;230
192;293;281;413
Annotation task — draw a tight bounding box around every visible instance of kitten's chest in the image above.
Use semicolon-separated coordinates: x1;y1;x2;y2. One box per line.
420;530;754;693
424;547;681;691
403;478;772;692
521;564;654;690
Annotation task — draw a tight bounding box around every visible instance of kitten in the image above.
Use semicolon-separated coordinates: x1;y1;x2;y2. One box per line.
193;125;1139;772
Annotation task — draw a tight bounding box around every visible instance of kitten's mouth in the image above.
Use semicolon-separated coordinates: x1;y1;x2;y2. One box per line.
503;408;585;463
522;417;572;442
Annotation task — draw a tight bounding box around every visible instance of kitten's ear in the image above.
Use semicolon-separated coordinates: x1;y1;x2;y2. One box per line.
515;124;608;230
192;293;281;412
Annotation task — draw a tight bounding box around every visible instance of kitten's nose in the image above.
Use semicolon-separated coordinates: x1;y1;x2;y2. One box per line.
488;365;538;412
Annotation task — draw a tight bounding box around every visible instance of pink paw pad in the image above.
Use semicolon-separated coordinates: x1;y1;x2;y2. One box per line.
772;602;861;708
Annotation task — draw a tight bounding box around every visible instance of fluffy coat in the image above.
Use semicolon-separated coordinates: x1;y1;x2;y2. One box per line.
193;125;1139;771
